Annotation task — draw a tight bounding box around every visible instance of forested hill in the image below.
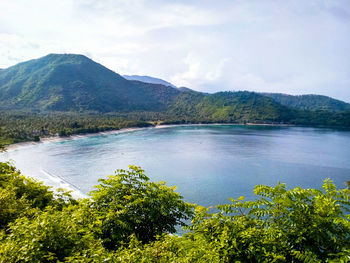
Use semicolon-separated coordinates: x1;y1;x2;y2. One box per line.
0;54;181;112
0;54;349;129
262;93;350;112
167;91;296;123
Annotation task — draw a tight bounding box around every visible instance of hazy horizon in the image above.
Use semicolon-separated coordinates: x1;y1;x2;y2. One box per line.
1;0;349;102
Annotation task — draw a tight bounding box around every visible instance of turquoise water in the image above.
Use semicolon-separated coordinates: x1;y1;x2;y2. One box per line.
1;125;350;206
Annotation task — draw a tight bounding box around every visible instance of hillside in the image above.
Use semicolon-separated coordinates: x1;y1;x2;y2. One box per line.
0;54;180;112
0;54;297;124
0;54;349;131
262;93;350;112
167;91;296;123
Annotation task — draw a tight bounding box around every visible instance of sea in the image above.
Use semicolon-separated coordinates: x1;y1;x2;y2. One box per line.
1;125;349;206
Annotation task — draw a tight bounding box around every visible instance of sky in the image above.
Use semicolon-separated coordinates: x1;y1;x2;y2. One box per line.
0;0;349;102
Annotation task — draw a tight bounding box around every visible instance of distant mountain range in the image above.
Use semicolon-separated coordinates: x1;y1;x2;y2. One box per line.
123;75;177;88
121;76;350;112
0;54;349;127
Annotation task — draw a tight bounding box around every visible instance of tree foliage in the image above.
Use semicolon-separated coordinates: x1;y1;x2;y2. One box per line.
263;93;350;112
0;207;103;262
0;162;57;229
190;180;350;262
90;166;194;248
0;161;349;262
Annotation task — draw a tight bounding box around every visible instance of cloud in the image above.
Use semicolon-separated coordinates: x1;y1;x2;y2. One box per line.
0;0;349;101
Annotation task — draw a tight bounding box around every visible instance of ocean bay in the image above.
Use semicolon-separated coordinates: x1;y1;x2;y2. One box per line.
1;125;349;206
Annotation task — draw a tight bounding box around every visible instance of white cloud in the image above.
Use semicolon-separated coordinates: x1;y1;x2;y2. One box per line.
0;0;349;101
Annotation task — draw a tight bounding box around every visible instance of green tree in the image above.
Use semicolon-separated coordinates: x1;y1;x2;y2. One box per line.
190;179;350;262
109;234;220;263
0;206;105;263
0;162;76;229
0;162;55;229
1;162;349;262
0;187;31;230
89;165;194;249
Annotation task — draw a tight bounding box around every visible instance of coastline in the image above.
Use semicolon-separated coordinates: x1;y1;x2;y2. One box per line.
155;122;294;129
1;122;348;199
4;126;151;152
0;122;290;198
0;126;153;198
3;122;295;152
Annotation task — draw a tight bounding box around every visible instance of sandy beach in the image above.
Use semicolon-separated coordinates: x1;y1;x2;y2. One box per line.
4;126;151;152
4;122;293;152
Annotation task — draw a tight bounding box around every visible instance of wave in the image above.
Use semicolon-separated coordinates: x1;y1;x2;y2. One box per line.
40;168;86;198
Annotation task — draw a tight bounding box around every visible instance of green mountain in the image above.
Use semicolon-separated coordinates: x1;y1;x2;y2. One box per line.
168;91;296;123
262;93;350;112
0;54;349;128
0;54;180;112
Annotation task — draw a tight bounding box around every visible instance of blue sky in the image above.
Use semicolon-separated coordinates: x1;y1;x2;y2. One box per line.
1;0;349;102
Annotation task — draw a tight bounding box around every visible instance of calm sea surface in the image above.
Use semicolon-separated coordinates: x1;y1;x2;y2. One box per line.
1;125;350;206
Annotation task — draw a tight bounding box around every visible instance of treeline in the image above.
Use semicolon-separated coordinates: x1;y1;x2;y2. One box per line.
165;91;350;127
1;100;350;148
291;109;350;127
0;111;158;146
262;93;350;112
0;162;349;262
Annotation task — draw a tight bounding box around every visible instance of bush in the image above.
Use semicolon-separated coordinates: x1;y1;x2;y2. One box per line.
0;162;349;262
190;180;350;262
90;165;194;249
0;206;105;263
0;162;56;229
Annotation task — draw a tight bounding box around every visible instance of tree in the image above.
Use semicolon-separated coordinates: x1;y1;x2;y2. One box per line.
89;165;194;249
0;162;76;229
190;179;350;262
0;206;105;263
0;162;56;210
1;162;349;262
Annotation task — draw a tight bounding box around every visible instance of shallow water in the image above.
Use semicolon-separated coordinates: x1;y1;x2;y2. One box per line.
1;125;350;206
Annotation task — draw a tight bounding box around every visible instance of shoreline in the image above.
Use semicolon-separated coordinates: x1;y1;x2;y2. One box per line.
1;122;348;199
155;122;294;129
1;122;308;152
0;122;294;198
4;126;152;152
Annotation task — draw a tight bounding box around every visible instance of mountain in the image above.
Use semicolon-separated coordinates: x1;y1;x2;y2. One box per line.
0;54;181;112
167;90;297;124
0;54;349;127
123;75;177;88
262;93;350;112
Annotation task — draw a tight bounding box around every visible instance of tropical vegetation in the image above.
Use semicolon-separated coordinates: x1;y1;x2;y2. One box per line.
0;161;349;262
1;54;350;149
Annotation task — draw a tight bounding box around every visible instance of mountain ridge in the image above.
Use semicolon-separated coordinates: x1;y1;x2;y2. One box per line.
0;54;349;127
0;54;181;112
262;93;350;112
